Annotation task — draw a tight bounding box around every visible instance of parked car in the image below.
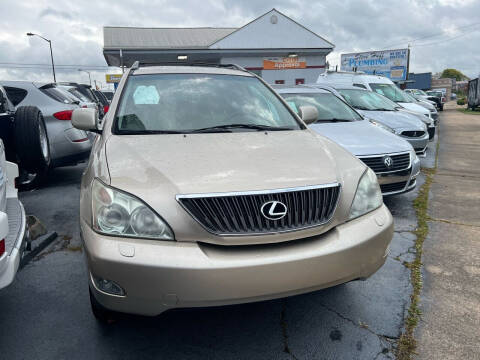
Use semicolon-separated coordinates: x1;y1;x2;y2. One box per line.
73;63;393;322
92;89;110;115
100;90;114;102
310;84;431;154
426;90;447;110
0;81;93;188
405;89;444;111
317;71;435;123
58;82;105;119
56;84;98;110
0;138;27;290
402;91;438;121
274;85;420;196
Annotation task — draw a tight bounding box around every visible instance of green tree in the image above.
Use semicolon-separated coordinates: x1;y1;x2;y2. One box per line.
440;68;469;81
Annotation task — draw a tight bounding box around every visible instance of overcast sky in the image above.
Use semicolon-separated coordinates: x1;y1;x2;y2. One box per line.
1;0;479;88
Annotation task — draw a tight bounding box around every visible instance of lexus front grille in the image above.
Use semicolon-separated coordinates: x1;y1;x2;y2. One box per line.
176;184;341;235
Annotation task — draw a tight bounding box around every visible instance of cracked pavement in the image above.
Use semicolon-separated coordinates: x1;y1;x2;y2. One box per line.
0;132;438;359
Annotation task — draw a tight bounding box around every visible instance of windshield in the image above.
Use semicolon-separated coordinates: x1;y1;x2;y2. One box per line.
280;92;362;122
369;83;413;103
114;74;301;134
337;89;398;111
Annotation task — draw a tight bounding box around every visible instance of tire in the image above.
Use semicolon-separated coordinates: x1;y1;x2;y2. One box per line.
439;104;444;111
14;106;51;188
89;288;118;324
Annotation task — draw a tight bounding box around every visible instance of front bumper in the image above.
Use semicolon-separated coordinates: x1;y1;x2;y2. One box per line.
0;201;27;290
82;205;393;316
376;154;420;196
399;133;429;156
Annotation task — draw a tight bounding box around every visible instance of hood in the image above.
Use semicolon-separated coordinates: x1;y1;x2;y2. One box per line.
356;110;426;131
309;120;412;156
397;102;430;115
106;130;346;195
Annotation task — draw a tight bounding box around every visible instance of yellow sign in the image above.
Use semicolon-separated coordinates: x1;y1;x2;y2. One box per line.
263;57;306;70
105;74;123;83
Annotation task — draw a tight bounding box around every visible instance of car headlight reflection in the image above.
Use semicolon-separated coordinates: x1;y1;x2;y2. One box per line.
92;179;174;240
349;168;383;220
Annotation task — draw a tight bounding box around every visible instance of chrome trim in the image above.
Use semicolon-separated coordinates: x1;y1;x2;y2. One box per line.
176;182;340;199
176;183;341;237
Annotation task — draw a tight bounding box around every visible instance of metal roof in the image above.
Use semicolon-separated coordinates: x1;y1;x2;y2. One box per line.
103;27;237;49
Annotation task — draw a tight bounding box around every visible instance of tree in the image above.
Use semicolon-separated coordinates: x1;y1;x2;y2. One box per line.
440;68;469;81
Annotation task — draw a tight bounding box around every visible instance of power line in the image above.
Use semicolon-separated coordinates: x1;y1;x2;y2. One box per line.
412;27;480;47
382;21;480;49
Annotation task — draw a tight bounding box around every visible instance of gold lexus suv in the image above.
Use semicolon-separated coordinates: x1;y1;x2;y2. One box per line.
72;63;393;321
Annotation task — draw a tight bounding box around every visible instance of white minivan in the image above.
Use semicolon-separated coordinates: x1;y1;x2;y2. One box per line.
316;71;434;122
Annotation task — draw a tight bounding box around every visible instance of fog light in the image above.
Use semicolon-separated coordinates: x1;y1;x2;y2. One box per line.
92;275;125;296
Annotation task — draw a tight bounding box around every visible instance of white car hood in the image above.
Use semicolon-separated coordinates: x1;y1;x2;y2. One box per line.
356;110;426;131
309;120;412;156
397;102;430;116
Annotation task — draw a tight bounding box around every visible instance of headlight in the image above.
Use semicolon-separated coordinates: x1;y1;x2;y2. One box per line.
369;120;395;134
92;179;174;240
349;168;383;220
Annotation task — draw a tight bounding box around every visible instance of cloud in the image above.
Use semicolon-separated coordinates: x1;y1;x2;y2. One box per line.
0;0;479;87
39;7;73;20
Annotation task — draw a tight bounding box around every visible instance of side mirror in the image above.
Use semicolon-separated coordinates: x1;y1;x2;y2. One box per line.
72;108;99;132
298;105;318;125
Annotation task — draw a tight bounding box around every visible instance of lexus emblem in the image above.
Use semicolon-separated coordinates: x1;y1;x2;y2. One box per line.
260;201;287;220
383;156;394;169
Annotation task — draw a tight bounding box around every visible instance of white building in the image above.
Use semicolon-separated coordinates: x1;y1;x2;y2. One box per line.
103;9;334;85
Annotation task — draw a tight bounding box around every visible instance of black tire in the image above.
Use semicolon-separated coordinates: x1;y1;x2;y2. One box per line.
89;288;118;324
439;104;444;111
14;106;51;189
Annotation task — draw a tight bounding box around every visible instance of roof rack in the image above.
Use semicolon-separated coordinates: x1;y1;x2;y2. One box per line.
129;61;250;74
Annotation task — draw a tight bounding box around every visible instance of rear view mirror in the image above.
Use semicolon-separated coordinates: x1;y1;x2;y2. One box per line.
298;105;318;124
72;108;99;132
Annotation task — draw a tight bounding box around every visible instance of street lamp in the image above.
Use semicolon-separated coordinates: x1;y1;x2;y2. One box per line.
78;69;92;86
26;32;56;82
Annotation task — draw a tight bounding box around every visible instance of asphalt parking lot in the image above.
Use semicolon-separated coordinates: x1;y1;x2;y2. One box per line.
0;129;438;360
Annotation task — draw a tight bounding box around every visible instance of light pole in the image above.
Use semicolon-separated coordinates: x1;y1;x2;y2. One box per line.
26;32;56;82
78;69;92;86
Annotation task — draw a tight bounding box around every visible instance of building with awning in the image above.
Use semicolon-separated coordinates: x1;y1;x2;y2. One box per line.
103;9;334;85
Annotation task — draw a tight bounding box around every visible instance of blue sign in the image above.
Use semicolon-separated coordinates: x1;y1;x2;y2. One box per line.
341;49;409;81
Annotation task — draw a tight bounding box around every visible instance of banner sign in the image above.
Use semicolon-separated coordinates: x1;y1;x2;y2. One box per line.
263;57;306;70
340;49;409;81
105;74;123;83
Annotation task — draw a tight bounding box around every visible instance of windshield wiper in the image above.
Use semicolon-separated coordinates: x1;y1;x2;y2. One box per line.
318;118;352;123
353;106;372;110
371;108;394;111
117;129;184;135
191;124;295;133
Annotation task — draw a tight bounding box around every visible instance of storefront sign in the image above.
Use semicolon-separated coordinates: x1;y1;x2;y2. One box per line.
340;49;409;81
105;74;123;83
263;57;306;70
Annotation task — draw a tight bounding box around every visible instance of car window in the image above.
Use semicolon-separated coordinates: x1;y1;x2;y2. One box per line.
337;89;398;111
39;85;75;104
369;83;413;103
3;86;28;106
281;92;362;122
114;74;301;133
